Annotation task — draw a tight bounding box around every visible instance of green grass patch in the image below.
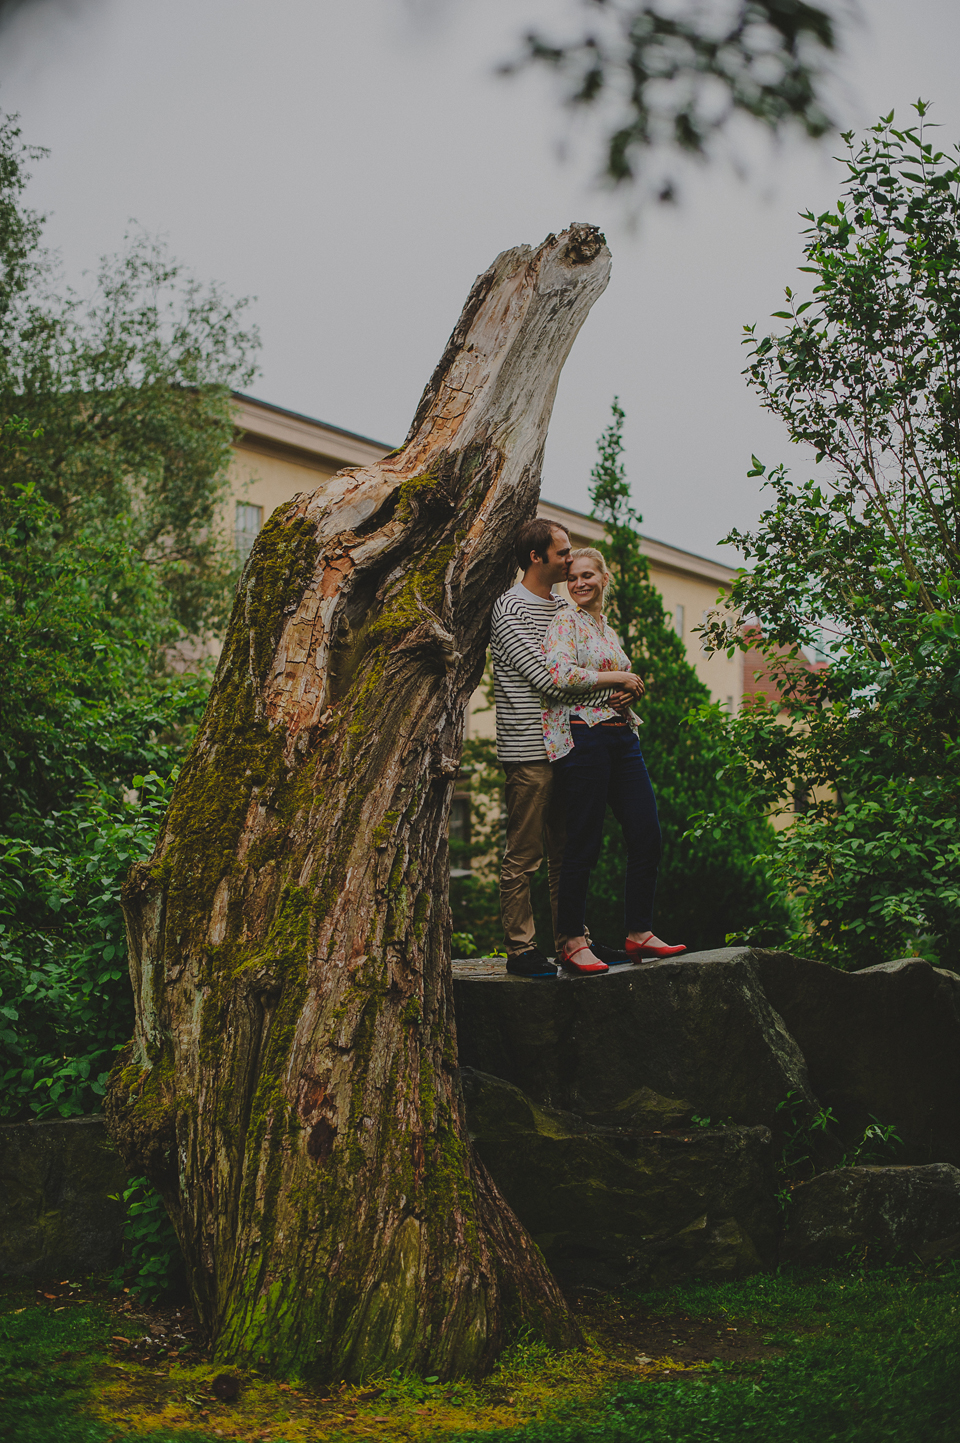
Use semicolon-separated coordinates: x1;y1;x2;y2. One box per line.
0;1282;218;1443
459;1266;960;1443
1;1264;957;1441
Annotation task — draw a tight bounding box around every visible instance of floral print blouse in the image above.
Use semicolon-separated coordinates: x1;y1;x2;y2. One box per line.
541;606;640;762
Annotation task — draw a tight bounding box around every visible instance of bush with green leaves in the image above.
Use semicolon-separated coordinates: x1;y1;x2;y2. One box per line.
450;733;508;956
112;1175;186;1303
0;443;208;1119
705;106;960;971
0;770;183;1119
0;465;202;813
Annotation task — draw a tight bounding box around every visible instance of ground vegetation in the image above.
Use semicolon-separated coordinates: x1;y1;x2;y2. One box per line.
2;1261;957;1441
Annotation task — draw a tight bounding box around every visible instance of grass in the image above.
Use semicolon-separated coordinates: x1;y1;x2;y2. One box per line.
1;1263;957;1442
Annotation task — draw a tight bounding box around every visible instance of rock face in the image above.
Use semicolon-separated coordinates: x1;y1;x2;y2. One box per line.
758;955;960;1166
0;1117;127;1277
453;952;816;1137
454;949;960;1288
463;1069;778;1290
780;1164;960;1267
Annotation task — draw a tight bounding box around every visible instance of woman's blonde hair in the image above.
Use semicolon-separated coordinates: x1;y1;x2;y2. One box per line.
570;546;612;587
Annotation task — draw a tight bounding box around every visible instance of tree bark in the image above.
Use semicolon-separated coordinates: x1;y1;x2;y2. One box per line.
106;225;611;1382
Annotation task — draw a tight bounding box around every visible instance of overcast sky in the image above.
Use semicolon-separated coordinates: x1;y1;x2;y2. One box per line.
1;0;959;562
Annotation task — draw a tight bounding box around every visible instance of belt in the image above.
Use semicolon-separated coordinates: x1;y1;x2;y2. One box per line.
570;717;629;728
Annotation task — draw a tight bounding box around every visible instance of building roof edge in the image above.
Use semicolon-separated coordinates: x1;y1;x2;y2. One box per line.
232;391;395;452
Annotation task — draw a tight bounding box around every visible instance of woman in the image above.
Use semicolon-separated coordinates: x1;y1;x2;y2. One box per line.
542;547;686;975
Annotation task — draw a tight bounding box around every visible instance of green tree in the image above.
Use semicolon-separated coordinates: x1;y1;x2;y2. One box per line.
707;105;960;970
451;403;790;956
0;453;205;820
0;467;206;1119
0;113;259;646
575;399;788;950
0;110;258;1116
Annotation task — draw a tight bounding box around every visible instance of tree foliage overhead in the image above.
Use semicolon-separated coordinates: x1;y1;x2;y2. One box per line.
0;112;259;643
503;0;841;193
706;106;960;970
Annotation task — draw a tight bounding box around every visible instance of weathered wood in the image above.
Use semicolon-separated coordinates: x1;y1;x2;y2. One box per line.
105;225;611;1381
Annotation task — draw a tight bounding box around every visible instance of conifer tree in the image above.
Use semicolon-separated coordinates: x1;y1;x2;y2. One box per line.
572;399;787;951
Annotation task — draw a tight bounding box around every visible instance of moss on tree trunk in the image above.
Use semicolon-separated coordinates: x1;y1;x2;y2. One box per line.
106;226;611;1381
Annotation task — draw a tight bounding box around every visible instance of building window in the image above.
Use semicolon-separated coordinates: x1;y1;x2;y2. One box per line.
449;796;471;847
449;796;472;878
235;502;263;563
674;604;685;637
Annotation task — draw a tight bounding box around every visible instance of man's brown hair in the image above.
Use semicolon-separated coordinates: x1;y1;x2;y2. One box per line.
515;518;568;572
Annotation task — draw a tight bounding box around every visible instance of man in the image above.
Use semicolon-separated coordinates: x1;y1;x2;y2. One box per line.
490;518;642;976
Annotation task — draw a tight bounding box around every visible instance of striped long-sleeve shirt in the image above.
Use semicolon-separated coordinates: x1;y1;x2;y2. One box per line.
490;584;611;763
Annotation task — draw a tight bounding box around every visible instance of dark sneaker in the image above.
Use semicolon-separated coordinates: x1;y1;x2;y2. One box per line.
589;942;632;966
506;947;558;978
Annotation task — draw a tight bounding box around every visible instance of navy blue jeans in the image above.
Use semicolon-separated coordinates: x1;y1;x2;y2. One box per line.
553;722;662;940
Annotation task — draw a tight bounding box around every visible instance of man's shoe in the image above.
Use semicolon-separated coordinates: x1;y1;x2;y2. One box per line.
589;942;632;966
506;947;558;978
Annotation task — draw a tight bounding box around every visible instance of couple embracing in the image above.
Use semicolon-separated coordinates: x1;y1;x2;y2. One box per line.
490;518;685;978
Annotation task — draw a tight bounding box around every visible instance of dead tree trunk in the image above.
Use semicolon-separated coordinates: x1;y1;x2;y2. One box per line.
106;225;611;1382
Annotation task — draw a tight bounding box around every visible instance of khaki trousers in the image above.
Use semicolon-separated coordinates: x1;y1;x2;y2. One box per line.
500;761;565;956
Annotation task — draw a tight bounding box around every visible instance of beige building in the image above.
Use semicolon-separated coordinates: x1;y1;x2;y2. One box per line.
229;393;391;562
227;393;743;725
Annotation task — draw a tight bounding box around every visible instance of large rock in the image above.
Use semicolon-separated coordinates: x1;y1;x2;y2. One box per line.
454;949;960;1288
454;950;960;1163
462;1068;778;1290
755;954;960;1166
780;1163;960;1267
453;952;816;1138
0;1116;127;1277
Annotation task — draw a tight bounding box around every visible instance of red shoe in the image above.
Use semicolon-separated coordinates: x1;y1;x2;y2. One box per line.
625;935;687;960
559;943;609;975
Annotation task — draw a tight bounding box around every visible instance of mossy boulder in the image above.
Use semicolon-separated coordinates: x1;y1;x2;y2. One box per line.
780;1164;960;1267
0;1117;126;1277
462;1068;778;1290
